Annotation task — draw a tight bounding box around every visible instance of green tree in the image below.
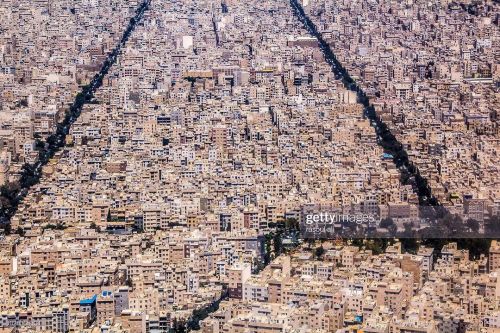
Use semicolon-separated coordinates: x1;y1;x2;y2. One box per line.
487;215;500;235
315;245;325;260
90;222;101;232
466;219;480;233
285;218;299;231
273;232;283;256
171;318;187;333
380;217;395;229
15;227;25;237
3;223;11;235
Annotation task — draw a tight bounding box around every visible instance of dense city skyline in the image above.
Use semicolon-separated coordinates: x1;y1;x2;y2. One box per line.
0;0;498;332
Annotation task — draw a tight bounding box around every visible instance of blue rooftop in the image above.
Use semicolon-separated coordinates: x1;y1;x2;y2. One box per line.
382;153;393;159
79;294;97;305
101;291;112;297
